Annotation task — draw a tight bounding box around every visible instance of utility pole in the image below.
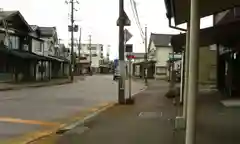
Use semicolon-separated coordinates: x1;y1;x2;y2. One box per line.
65;0;79;81
88;35;92;74
78;28;82;74
78;28;82;59
144;26;148;86
70;0;74;82
118;0;125;104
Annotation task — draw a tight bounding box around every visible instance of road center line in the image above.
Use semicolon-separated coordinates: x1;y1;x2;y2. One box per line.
0;117;60;126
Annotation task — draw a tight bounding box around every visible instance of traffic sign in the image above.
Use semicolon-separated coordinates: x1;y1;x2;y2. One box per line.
125;44;133;52
68;25;79;32
126;54;136;59
124;29;133;43
117;11;131;26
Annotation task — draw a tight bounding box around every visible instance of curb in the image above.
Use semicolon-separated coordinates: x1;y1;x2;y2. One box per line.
56;102;116;135
0;81;71;92
56;86;148;135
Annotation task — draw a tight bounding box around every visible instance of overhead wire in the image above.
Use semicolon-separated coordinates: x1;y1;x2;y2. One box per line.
130;0;144;38
129;0;145;41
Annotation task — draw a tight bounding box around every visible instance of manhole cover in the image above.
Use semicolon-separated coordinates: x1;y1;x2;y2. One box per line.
138;112;163;118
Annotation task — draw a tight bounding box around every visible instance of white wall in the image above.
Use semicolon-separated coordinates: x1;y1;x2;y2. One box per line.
41;37;55;56
148;41;156;60
80;44;103;68
31;39;44;81
155;47;172;67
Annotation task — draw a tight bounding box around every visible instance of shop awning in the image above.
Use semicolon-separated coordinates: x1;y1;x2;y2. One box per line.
171;19;240;52
164;0;240;25
0;47;47;60
46;55;70;63
10;50;47;60
47;55;64;62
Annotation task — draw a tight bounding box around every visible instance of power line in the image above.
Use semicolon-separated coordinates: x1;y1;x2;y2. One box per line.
129;0;144;38
131;0;144;34
129;0;144;40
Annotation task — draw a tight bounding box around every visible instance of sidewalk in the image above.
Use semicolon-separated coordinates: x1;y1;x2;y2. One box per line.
33;80;240;144
0;78;74;91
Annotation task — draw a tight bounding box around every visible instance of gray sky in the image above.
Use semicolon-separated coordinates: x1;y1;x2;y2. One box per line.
1;0;212;59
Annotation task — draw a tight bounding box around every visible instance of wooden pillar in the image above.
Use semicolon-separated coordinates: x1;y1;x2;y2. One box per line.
41;61;43;81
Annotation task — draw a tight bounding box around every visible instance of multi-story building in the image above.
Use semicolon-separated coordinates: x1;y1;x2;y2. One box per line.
80;43;104;73
30;26;70;79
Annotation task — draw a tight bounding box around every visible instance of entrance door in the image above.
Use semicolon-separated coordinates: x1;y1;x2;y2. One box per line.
231;52;240;97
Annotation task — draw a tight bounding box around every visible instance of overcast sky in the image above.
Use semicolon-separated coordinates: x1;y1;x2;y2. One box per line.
1;0;212;59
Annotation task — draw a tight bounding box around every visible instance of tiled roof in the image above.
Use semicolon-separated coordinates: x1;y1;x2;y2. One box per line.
38;27;56;37
30;25;38;31
0;11;32;32
0;11;18;21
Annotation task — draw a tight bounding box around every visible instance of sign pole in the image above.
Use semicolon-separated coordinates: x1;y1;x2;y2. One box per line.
118;0;125;104
117;8;131;104
128;55;132;99
70;0;74;82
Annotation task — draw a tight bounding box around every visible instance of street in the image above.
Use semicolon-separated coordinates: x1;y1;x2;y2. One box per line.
0;75;145;142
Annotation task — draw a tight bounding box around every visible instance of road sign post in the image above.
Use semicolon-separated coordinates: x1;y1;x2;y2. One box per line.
117;6;131;105
126;53;135;104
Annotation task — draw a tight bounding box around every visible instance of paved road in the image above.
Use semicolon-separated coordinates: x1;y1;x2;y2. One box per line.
0;75;145;142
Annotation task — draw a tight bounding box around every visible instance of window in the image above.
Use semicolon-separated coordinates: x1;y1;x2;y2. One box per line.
156;66;167;75
9;36;20;49
209;44;217;51
88;46;97;50
92;54;97;57
33;39;42;52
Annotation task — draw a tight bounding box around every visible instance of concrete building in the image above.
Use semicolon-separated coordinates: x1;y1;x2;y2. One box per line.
80;43;104;73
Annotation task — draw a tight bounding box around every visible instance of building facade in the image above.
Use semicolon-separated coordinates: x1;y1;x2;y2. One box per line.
148;33;175;79
80;43;104;73
0;11;70;83
214;8;240;97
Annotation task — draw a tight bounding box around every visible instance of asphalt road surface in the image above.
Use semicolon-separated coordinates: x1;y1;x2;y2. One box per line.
0;75;145;142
